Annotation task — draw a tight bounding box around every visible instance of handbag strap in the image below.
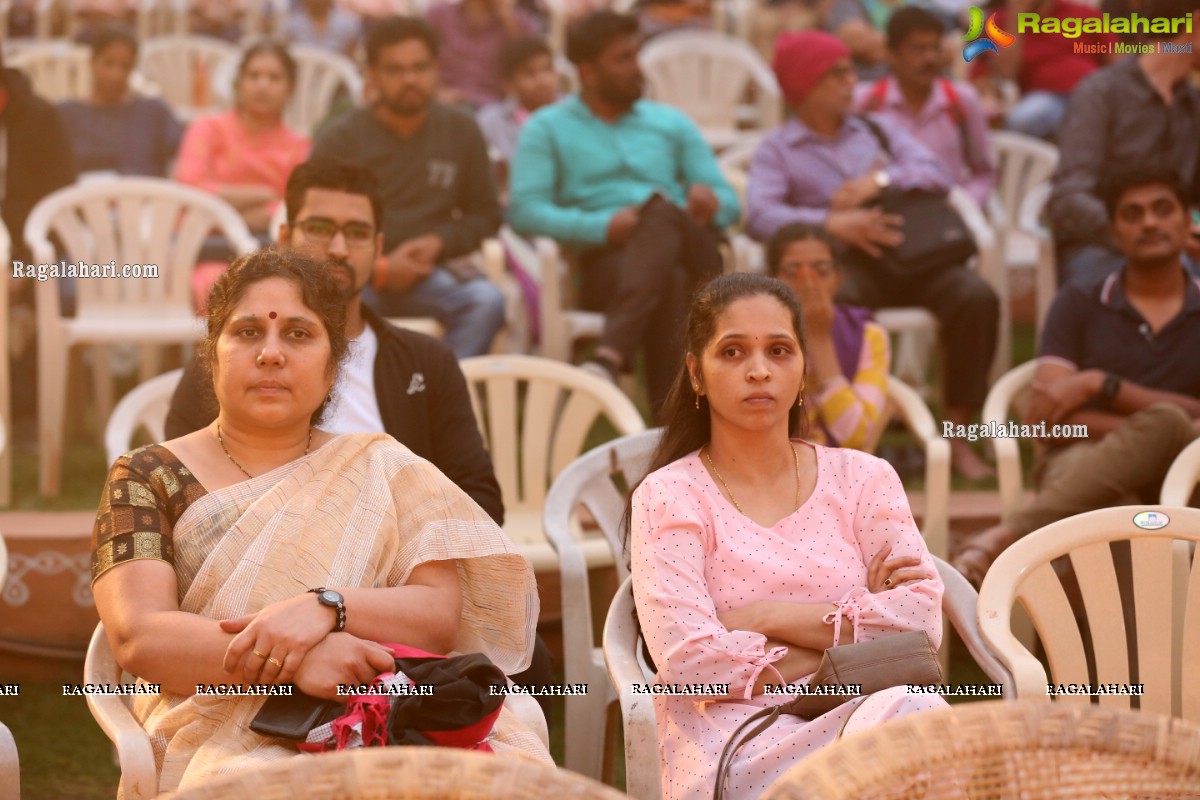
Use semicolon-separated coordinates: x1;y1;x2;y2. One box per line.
713;705;782;800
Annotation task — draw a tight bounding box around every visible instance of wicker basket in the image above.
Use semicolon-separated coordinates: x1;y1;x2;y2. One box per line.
173;747;630;800
762;700;1200;799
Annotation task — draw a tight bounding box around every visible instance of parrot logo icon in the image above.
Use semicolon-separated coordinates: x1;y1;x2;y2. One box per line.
962;7;1016;62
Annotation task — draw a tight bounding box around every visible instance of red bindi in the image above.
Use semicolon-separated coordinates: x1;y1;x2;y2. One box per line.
268;311;277;319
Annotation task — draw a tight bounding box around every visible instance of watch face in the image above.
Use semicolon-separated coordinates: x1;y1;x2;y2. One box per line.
320;590;342;605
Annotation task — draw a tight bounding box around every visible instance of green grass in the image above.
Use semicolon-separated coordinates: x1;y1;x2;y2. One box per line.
3;668;121;799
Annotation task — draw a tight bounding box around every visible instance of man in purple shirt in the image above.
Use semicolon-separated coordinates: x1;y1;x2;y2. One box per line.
747;30;1000;480
853;6;997;210
427;0;539;108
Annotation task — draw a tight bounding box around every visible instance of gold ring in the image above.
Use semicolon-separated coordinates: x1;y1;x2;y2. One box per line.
268;656;284;668
883;578;893;587
253;649;268;659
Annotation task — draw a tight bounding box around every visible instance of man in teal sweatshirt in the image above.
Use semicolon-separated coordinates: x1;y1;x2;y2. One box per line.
507;11;740;414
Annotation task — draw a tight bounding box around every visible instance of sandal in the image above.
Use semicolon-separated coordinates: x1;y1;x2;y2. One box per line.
951;525;1017;590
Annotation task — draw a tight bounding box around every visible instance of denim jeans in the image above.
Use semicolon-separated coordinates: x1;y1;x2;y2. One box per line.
1005;91;1069;140
362;266;505;357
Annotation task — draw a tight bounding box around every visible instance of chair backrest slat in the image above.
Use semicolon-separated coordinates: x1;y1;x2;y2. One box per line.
549;391;604;480
520;379;562;508
1070;541;1131;706
1019;562;1090;702
1129;537;1178;717
484;374;521;505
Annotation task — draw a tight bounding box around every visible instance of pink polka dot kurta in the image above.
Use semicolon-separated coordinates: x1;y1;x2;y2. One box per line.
631;442;947;800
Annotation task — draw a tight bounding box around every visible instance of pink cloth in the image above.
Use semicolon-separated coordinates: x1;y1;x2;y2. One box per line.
631;442;946;800
173;110;311;201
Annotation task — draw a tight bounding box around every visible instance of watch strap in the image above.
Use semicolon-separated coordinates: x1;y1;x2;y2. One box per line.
1099;372;1122;409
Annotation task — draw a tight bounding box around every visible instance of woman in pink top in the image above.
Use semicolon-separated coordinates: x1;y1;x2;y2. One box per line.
629;273;946;799
175;40;311;235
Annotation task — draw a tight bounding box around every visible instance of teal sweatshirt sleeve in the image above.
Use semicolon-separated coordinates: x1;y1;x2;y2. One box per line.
506;112;614;246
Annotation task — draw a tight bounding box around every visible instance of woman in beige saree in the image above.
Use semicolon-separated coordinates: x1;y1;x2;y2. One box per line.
91;249;546;797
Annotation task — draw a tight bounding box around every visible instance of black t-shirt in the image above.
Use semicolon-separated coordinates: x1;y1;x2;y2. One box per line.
312;104;501;258
1039;268;1200;397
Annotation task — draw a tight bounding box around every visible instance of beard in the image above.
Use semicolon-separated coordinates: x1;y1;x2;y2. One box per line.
379;87;430;117
327;259;364;302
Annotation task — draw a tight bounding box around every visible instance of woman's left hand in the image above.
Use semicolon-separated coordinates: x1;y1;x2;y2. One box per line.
221;593;337;685
867;545;930;593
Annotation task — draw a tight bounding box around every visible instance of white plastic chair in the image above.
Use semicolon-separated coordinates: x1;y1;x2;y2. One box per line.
104;368;184;466
7;40;93;101
139;34;238;121
85;623;159;798
1161;437;1200;506
639;29;781;151
458;355;646;572
542;428;661;780
977;505;1200;719
605;555;1008;800
988;131;1059;337
282;44;362;136
26;176;258;496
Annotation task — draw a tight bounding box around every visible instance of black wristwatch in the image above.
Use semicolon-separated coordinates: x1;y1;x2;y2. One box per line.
309;587;346;632
1099;372;1122;409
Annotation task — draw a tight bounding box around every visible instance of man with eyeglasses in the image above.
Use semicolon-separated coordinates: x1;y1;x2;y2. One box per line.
747;29;1000;481
952;166;1200;589
312;15;505;358
166;156;502;520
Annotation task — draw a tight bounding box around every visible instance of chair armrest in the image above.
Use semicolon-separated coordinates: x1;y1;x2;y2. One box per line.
1016;183;1052;236
1161;438;1200;506
84;625;159;798
933;557;1012;690
534;237;572;362
481;237;506;287
603;577;661;800
982;362;1039;519
887;377;950;558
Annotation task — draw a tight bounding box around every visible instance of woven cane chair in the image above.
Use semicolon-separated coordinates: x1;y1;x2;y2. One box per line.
173;745;629;800
761;700;1200;799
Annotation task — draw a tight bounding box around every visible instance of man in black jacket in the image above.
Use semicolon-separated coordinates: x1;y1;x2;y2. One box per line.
166;157;560;704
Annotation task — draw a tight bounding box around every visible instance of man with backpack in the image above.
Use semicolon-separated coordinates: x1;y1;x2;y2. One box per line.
853;5;997;210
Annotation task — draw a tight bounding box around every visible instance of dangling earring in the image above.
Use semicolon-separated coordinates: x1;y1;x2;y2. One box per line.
797;385;805;408
693;383;702;410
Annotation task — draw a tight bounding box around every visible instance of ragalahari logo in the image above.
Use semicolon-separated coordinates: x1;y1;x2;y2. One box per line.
962;7;1016;62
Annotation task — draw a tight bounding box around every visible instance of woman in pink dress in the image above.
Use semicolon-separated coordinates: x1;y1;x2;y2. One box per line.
175;40;311;236
630;273;947;800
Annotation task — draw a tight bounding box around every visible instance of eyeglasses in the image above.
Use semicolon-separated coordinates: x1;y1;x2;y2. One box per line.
778;260;836;279
293;218;376;247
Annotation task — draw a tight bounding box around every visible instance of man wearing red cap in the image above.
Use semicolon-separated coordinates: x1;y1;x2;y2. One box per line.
746;30;1000;481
